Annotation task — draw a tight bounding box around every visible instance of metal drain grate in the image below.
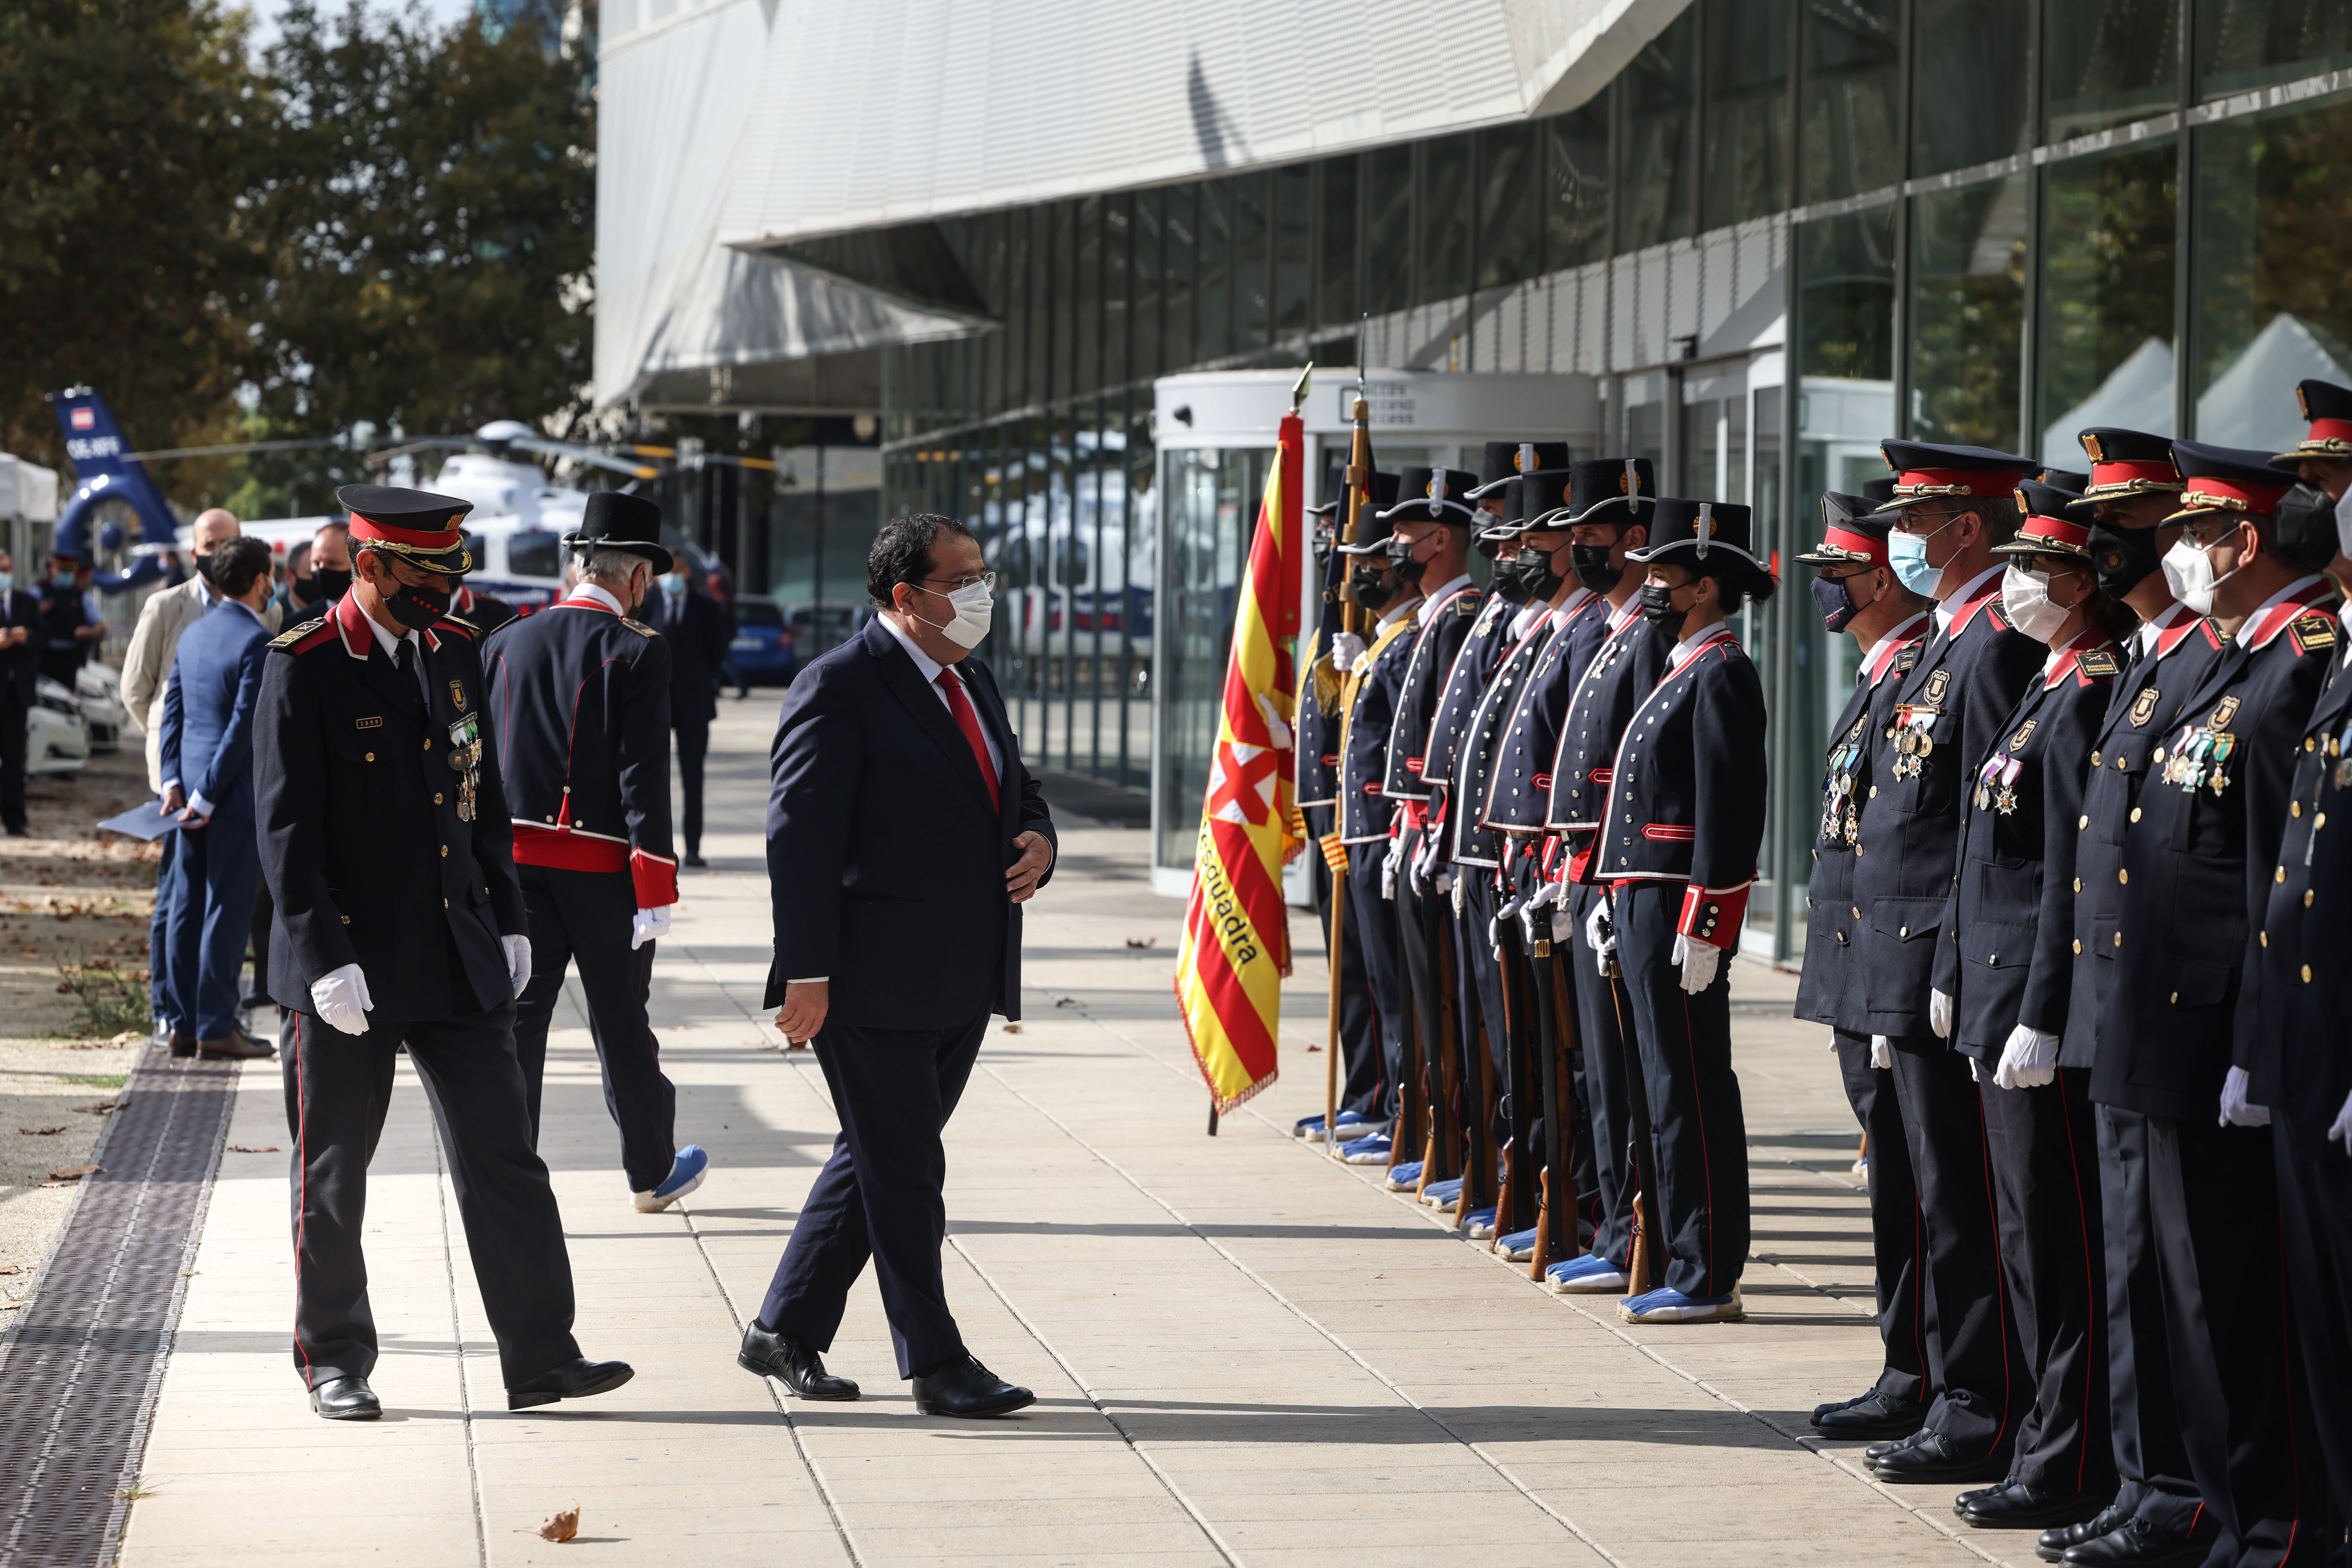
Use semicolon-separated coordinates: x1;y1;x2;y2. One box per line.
0;1044;238;1567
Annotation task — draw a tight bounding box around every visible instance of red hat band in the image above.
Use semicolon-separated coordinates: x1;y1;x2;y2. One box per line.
2181;477;2290;515
1895;467;2025;499
2086;460;2183;496
2018;516;2091;553
2301;418;2352;453
348;509;465;550
1819;524;1888;565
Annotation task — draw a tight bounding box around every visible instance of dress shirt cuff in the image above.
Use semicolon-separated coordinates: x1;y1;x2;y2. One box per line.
786;976;827;984
188;792;215;819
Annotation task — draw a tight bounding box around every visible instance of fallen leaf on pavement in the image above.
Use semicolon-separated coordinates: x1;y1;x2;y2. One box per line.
1306;1044;1321;1052
1001;1023;1021;1034
536;1506;580;1542
49;1165;102;1181
1125;936;1157;949
1053;996;1076;1007
77;1101;126;1115
18;1127;66;1136
227;1146;279;1154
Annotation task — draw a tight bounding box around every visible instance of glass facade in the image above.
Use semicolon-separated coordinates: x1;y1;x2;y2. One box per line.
865;4;2352;951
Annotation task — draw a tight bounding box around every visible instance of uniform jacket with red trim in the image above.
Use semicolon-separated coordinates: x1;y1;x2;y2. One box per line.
1480;591;1612;836
1296;620;1340;812
254;595;526;1023
1337;607;1419;844
2062;612;2228;1068
2095;585;2337;1121
2256;622;2352;1150
1584;629;1767;947
1844;587;2043;1041
1413;592;1520;797
1445;613;1555;868
1380;579;1485;803
1542;617;1671;857
482;597;679;908
1933;638;2118;1057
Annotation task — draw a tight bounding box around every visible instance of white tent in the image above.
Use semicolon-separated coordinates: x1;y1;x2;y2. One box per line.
2195;312;2352;452
0;453;59;523
2040;337;2175;468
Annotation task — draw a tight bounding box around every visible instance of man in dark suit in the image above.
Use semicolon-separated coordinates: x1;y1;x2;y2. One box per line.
648;566;728;866
36;553;105;686
745;512;1055;1419
0;549;37;837
156;536;277;1060
255;483;629;1421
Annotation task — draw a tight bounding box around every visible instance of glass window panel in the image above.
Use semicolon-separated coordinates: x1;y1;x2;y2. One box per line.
1702;0;1791;229
2197;0;2352;97
1316;156;1360;328
1620;11;1698;248
1909;173;2029;452
1197;180;1233;362
1364;145;1414;314
1074;196;1101;396
1476;124;1542;289
1745;384;1782;907
1543;100;1612;269
1912;0;2030;177
1103;193;1131;390
1628;398;1667;475
1798;0;1899;203
1274;164;1312;338
2036;141;2176;467
1681;398;1724;496
1133;190;1164;383
2190;93;2352;448
1233;173;1270;352
2045;0;2179;139
1419;134;1475;303
1164;184;1197;372
1156;444;1270;869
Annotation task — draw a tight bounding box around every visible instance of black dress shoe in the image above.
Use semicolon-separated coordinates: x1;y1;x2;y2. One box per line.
1865;1429;1924;1464
507;1357;635;1410
683;852;707;868
739;1322;858;1400
1965;1483;2111;1530
309;1375;381;1420
1956;1480;2015;1517
168;1031;197;1058
1814;1389;1927;1440
2039;1505;2130;1562
1870;1429;2013;1484
910;1355;1034;1418
2064;1515;2213;1566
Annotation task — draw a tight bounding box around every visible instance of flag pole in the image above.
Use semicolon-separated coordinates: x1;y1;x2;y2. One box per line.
1326;380;1372;1161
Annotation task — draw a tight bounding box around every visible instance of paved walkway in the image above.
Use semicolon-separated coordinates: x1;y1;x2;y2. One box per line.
118;704;2042;1567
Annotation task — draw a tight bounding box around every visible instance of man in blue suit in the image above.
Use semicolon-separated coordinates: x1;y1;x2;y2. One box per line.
743;513;1055;1419
158;535;278;1060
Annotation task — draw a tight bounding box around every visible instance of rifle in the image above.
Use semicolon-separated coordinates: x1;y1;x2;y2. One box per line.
1525;907;1583;1280
1323;388;1374;1161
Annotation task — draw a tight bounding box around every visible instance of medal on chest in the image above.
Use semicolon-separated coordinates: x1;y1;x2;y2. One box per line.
2159;718;2236;797
1888;703;1939;781
1974;752;2024;815
1821;716;1867;842
446;712;483;822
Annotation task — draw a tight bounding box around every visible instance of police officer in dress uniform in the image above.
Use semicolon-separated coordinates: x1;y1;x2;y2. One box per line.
2042;429;2222;1567
484;491;707;1214
255;484;631;1421
2084;443;2335;1568
1932;483;2128;1533
1539;460;1666;1297
1797;489;1939;1441
1851;442;2043;1486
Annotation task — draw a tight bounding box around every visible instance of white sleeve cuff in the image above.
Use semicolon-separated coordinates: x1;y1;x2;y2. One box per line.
787;976;827;983
188;792;215;818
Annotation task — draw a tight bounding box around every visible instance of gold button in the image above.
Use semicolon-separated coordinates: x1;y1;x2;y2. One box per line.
2307;737;2318;752
545;815;555;823
2079;814;2090;829
2154;746;2165;763
2261;931;2269;946
2090;751;2101;767
1899;925;1909;937
2170;991;2179;1003
2319;814;2329;830
2073;877;2082;893
443;898;450;909
340;914;351;925
2305;965;2314;983
2292;801;2303;817
440;845;449;858
2130;807;2141;822
424;738;432;750
2306;889;2316;907
2119;869;2128;883
435;793;444;805
2072;939;2082;954
2114;931;2123;947
1851;907;1861;919
364;751;375;762
2277;866;2288;883
1870;785;1879;798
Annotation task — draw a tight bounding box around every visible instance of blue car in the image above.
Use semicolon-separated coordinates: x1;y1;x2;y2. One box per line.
729;595;794;686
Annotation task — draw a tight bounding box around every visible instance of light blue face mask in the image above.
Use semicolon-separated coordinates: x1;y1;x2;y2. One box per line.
0;572;13;594
1888;516;1956;596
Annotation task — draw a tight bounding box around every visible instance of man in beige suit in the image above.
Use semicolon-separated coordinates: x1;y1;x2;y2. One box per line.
123;509;280;1044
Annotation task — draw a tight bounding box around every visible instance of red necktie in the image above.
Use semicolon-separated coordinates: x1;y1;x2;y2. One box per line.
935;667;1001;813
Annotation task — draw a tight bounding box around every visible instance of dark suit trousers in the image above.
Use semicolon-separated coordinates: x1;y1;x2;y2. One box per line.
760;1014;987;1378
1981;1067;2112;1495
149;829;184;1031
1833;1031;1927;1406
1573;884;1643;1272
278;1002;581;1389
2147;1114;2323;1567
0;688;25;831
511;864;677;1193
164;816;264;1041
2096;1104;2204;1537
249;876;273;1001
2273;1118;2352;1548
1614;882;1749;1300
1885;1035;2025;1455
675;719;710;855
1342;850;1399;1121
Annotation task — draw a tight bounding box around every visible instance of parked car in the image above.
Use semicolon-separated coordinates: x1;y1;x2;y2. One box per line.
728;595;794;686
28;677;90;775
783;603;856;663
75;661;129;753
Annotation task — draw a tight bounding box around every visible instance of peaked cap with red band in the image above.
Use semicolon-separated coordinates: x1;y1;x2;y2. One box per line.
1796;490;1892;567
2166;439;2297;523
1996;479;2093;560
336;483;474;574
2276;379;2352;463
2072;427;2182;503
1879;439;2035;507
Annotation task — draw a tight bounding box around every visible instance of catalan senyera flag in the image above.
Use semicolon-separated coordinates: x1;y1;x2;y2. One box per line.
1175;410;1305;1114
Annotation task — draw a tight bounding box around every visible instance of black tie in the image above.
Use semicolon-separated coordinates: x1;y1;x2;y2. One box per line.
394;638;413;676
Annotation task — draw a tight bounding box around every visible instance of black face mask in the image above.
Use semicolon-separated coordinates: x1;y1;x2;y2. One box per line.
2274;483;2340;573
1384;533;1430;586
377;575;454;631
308;567;352;603
1812;572;1862;633
1489;555;1536;604
1513;545;1565;603
1348;564;1395;614
1638;580;1689;631
2086;522;2162;601
1569;543;1621;594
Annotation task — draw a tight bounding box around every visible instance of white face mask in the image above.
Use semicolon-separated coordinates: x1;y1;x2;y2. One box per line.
914;580;994;650
2000;563;2074;644
2160;533;2240;616
2334;485;2352;561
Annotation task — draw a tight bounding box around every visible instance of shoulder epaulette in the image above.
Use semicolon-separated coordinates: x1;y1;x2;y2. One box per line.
269;615;332;653
435;613;479;641
2078;647;2120;679
1456;592;1480;616
2289;609;2337;656
1987;600;2014;631
1892;644;1922;674
620;617;657;639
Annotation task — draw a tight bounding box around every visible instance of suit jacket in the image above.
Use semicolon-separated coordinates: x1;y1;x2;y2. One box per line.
653;588;728;729
159;599;272;823
763;617;1055;1029
123;576;281;793
0;588;37;709
254;594;526;1023
2256;626;2352;1146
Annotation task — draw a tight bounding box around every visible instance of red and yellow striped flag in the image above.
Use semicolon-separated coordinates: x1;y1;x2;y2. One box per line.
1175;410;1305;1114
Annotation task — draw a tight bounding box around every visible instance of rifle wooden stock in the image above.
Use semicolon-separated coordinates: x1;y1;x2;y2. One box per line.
1422;926;1463;1193
1457;1016;1498;1224
1604;967;1667;1294
1528;939;1581;1281
1323;850;1346;1160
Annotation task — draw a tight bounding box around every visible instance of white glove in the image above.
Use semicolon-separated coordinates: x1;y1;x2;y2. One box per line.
632;905;672;950
1451;875;1467;916
1381;836;1404;901
1993;1024;2060;1090
1930;989;1954;1040
1869;1034;1893;1069
1672;933;1724;994
2218;1064;2271;1128
309;963;375;1037
2329;1088;2352;1155
1521;880;1561;942
502;933;532;997
1584;899;1617;976
1330;631;1368;672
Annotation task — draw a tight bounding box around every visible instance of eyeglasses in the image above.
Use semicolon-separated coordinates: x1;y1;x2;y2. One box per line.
915;571;997;592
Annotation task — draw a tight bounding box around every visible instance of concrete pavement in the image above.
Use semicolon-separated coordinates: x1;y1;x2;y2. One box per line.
115;700;2042;1567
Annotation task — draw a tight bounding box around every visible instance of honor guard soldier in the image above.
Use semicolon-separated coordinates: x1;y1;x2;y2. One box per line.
2278;377;2352;517
254;484;632;1421
484;491;707;1214
1466;439;1571;523
1327;486;1423;1154
1576;499;1768;1325
1930;483;2126;1532
1851;441;2042;1486
1795;488;1937;1441
2090;442;2334;1568
1539;460;1665;1297
2045;429;2220;1567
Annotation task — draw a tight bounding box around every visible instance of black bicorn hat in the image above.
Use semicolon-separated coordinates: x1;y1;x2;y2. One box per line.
1795;492;1893;568
1878;440;2036;506
1376;467;1482;524
1626;498;1763;572
1556;456;1658;527
566;490;674;575
1473;479;1522;558
1468;440;1573;499
2167;440;2297;522
1310;468;1400;520
1485;469;1577;543
2073;427;2183;505
337;483;475;575
2276;379;2352;463
1330;471;1407;552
